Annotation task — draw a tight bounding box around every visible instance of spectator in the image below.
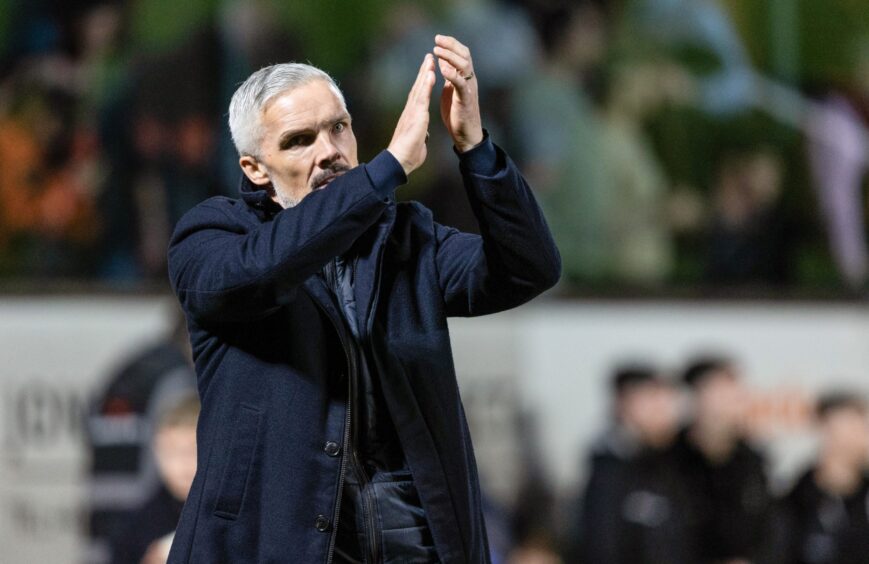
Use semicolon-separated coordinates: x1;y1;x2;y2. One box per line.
596;60;686;286
577;365;694;564
806;40;869;290
110;393;200;564
774;392;869;564
86;312;195;564
707;147;791;286
511;1;611;285
672;357;773;564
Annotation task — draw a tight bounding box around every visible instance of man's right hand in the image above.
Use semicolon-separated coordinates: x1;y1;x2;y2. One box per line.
387;54;436;176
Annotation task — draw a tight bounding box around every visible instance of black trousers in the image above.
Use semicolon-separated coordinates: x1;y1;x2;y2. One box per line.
333;469;440;564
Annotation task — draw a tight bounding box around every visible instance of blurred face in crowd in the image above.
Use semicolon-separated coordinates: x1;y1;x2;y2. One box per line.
239;79;358;208
619;381;681;448
154;423;198;501
693;368;749;434
821;406;869;467
557;4;607;72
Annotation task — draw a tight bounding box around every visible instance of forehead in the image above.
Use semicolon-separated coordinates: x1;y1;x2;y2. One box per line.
260;80;346;134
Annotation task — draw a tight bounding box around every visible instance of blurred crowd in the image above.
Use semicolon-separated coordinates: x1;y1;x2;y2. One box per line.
2;0;869;292
522;357;869;564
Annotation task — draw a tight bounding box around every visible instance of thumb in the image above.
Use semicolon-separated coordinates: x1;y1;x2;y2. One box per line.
440;81;454;125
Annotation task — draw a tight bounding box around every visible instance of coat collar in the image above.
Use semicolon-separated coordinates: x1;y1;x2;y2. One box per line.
238;167;398;332
238;174;282;218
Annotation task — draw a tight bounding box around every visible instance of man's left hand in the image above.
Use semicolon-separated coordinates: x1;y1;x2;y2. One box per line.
433;35;484;153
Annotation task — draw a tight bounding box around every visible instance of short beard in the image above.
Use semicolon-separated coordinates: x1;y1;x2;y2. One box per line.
275;191;299;209
271;161;351;209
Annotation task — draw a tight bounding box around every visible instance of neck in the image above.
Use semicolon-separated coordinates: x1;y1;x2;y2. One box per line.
690;421;738;463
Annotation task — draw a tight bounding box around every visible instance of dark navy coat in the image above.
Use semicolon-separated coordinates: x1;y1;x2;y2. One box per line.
166;137;560;563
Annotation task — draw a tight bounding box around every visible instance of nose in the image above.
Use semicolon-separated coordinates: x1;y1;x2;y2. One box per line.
314;131;341;168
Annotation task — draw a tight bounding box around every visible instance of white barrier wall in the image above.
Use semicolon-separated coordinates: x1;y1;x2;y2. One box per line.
2;296;869;562
0;297;172;564
449;301;869;498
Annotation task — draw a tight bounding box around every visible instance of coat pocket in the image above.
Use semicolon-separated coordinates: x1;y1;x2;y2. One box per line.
213;403;262;520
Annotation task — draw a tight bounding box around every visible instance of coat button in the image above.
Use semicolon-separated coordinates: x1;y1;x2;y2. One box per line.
324;441;341;457
315;514;330;532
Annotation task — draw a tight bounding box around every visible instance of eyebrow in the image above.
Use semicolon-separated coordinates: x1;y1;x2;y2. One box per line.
277;112;351;146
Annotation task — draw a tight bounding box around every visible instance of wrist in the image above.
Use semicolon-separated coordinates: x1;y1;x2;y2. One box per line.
455;130;497;175
386;148;414;176
454;129;485;153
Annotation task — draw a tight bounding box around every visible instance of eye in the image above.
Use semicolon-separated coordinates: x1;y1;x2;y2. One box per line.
334;121;346;133
282;134;313;150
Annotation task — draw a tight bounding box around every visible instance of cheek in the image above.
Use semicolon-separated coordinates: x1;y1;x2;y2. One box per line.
342;132;358;165
267;155;314;191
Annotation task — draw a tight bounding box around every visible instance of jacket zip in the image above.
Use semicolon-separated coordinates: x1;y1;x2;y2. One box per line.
317;262;357;564
359;236;390;564
328;214;393;564
349;449;380;564
345;253;382;564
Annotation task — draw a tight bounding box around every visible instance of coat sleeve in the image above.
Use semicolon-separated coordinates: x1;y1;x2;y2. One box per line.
435;135;561;317
168;151;406;324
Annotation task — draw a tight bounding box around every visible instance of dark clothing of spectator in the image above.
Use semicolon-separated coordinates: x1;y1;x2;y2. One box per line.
110;485;183;564
707;204;791;286
579;429;696;564
775;469;869;564
671;430;773;563
87;340;194;563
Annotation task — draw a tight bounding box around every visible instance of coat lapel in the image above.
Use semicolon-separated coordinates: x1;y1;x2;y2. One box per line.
351;205;396;336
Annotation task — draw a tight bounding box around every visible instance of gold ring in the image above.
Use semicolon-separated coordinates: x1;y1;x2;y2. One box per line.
462;71;474;80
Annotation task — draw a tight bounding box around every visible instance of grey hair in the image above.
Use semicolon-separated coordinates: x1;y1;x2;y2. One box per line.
228;63;346;157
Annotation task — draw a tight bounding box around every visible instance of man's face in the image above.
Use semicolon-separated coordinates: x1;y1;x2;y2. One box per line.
695;370;748;431
822;407;869;466
240;79;358;208
620;382;680;448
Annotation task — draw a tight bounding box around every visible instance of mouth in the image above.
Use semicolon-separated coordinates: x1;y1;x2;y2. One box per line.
313;171;345;191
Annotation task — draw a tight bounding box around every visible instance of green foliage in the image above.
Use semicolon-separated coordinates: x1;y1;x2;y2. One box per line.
270;0;393;76
723;0;869;84
0;0;12;59
129;0;220;53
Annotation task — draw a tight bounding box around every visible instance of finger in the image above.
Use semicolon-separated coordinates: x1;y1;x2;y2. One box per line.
437;58;470;95
441;79;455;100
434;34;471;60
413;56;437;107
408;54;432;102
408;54;434;107
417;66;436;107
433;46;470;75
440;79;454;117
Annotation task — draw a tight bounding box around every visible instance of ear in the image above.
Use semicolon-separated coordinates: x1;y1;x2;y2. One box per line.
239;155;271;186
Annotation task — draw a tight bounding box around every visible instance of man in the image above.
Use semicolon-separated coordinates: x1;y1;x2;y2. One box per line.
166;35;560;564
577;365;694;564
775;392;869;564
672;357;773;564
